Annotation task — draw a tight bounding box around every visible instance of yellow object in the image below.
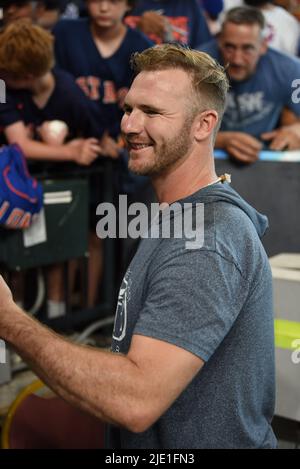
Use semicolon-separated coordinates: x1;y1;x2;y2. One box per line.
274;319;300;351
1;379;44;449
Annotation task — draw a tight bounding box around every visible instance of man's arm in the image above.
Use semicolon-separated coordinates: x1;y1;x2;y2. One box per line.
0;276;203;433
5;121;102;165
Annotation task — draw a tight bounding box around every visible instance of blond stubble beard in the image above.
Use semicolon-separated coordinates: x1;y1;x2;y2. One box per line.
128;114;195;177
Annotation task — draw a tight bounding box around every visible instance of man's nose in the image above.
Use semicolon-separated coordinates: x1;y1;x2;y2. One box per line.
230;48;245;65
121;110;144;135
99;1;109;11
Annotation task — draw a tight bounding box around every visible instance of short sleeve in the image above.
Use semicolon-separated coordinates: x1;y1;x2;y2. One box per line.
284;57;300;116
134;247;248;362
0;92;22;129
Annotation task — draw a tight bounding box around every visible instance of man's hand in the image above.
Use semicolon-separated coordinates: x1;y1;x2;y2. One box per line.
66;138;102;165
99;132;120;159
137;11;169;40
261;124;300;151
216;131;262;163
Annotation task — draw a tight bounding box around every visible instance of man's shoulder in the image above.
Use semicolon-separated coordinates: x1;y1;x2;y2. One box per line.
148;189;264;273
260;47;300;72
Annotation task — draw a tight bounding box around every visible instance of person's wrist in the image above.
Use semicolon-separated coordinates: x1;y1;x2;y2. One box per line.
216;131;230;148
62;143;75;162
0;302;21;340
285;122;300;134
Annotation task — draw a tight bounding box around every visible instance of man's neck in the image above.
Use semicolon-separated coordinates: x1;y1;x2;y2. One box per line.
151;150;218;204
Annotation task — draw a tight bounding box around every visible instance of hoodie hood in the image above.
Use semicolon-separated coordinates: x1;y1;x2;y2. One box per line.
180;182;269;239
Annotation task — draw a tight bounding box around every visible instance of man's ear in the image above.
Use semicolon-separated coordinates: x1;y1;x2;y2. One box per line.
193;110;219;142
260;38;268;56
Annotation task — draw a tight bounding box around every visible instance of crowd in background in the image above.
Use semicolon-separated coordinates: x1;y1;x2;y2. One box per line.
0;0;300;315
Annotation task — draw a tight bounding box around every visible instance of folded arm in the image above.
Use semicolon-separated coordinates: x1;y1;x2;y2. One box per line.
4;121;101;165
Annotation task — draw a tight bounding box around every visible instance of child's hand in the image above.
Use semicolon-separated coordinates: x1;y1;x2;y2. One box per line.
100;132;120;159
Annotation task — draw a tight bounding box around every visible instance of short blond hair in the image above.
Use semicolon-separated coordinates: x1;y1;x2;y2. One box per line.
131;44;229;129
0;19;54;78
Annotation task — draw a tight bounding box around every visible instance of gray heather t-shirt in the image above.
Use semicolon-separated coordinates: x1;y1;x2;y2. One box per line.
107;182;277;449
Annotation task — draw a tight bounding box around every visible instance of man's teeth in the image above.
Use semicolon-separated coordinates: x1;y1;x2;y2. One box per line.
131;143;150;149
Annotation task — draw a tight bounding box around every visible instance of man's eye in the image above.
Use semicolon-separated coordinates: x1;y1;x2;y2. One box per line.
145;110;158;116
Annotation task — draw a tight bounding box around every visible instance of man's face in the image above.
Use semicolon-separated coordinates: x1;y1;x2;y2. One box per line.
219;22;267;81
86;0;130;29
3;1;34;24
121;69;196;177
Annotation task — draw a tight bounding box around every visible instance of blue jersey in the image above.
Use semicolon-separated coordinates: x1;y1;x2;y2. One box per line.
0;68;101;144
53;19;153;138
200;0;223;18
124;0;211;48
199;40;300;139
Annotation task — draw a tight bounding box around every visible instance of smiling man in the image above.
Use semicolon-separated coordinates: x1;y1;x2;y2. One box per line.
199;6;300;162
123;73;196;177
0;44;276;449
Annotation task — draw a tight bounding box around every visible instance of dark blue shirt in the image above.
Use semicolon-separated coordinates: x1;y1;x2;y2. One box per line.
124;0;211;48
0;68;101;144
200;0;223;18
53;19;153;137
199;40;300;138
